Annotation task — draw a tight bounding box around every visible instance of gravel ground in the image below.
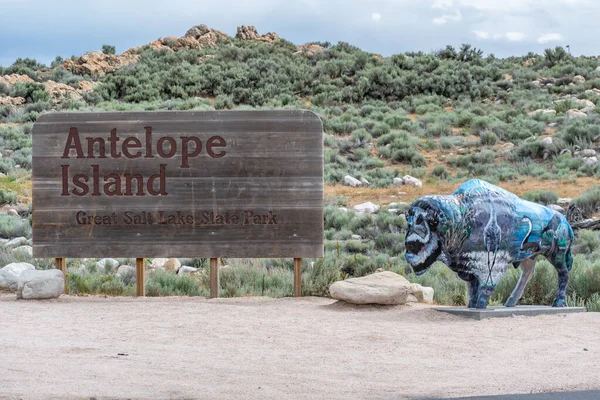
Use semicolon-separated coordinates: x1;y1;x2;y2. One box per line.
0;294;599;400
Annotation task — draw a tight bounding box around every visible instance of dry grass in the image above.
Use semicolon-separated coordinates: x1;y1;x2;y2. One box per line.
326;177;599;206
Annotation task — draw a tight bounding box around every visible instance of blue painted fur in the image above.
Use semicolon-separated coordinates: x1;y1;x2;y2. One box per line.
404;179;574;309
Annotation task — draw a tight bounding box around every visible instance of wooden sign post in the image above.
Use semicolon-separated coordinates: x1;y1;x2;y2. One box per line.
32;110;324;298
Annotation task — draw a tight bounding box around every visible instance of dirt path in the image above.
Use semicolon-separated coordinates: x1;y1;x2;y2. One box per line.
1;295;599;400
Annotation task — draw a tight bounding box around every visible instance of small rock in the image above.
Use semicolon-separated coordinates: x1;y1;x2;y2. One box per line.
150;258;168;269
573;75;586;84
548;122;558;128
177;266;198;275
351;234;362;240
567;109;587;119
17;269;64;300
402;175;423;187
329;271;412;305
549;204;565;214
0;262;35;290
360;177;370;185
338;207;349;213
528;109;556;117
541;137;553;145
531;80;540;87
164;258;181;273
386;202;410;214
392;177;405;186
7;209;19;216
409;283;435;304
457;148;468;155
353;202;380;214
344;175;362;187
557;198;573;206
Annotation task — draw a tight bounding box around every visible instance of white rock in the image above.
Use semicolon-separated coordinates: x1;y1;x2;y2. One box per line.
329;271;412;305
583;156;598;166
581;149;597;157
351;234;362;240
574;99;596;113
177;266;198;275
353;202;380;214
549;204;565;213
360;177;370;185
410;283;435;304
96;258;119;272
115;265;135;279
150;258;168;269
557;198;573;206
407;294;419;303
573;75;586;84
541;137;553;145
402;175;422;187
528;109;556;117
596;66;600;72
344;175;362;187
338;207;349;213
567;109;587;119
0;262;35;290
7;209;18;216
17;269;64;300
13;245;32;257
393;177;405;186
164;258;181;273
531;80;540;87
5;236;28;248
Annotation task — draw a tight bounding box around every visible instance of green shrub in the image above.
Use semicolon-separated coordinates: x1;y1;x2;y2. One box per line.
479;130;498;145
102;44;116;55
431;165;450;179
0;189;17;205
146;271;204;296
0;215;31;239
521;190;559;205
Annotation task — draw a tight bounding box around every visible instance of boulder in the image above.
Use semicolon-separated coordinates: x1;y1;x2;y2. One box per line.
329;271;412;305
393;177;405;185
409;283;435;304
386;202;410;213
351;234;362;240
61;51;140;76
184;24;211;38
115;265;136;279
344;175;362;187
7;209;19;216
5;236;29;248
294;44;325;56
581;149;597;158
0;74;34;86
573;75;586;84
177;266;198;275
0;262;35;290
236;25;260;40
353;202;380;214
17;269;64;300
567;109;587;119
541;137;553;145
583;156;598;166
43;80;83;107
549;204;565;214
574;99;596;113
164;258;181;273
96;258;119;272
0;96;26;107
401;175;423;187
585;89;600;96
13;245;32;257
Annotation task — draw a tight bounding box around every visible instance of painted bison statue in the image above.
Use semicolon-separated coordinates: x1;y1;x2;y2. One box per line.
404;179;574;309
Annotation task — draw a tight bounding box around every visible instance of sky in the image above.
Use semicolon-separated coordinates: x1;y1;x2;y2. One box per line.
0;0;597;67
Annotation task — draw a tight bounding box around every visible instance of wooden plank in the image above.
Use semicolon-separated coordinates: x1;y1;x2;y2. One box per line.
136;258;145;297
294;258;302;297
32;110;324;258
55;258;66;294
210;258;219;298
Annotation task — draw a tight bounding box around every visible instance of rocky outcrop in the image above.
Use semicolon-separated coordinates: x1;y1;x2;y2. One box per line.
294;44;325;56
0;96;25;107
43;80;83;106
567;109;587;119
235;26;279;43
17;269;64;300
61;50;140;76
0;74;34;86
329;271;412;305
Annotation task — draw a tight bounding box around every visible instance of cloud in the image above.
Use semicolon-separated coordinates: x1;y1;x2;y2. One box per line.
473;30;490;39
538;33;563;43
371;12;381;22
433;10;461;24
505;32;525;41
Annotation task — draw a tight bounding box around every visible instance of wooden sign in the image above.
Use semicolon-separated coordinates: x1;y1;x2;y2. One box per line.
32;110;324;258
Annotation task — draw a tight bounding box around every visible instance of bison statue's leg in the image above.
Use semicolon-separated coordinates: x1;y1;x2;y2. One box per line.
548;248;573;307
467;278;480;308
505;258;536;307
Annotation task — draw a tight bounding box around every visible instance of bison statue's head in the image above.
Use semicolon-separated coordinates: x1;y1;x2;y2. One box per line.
405;195;462;275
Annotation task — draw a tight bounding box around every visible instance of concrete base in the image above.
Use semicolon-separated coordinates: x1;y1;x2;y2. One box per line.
436;305;586;320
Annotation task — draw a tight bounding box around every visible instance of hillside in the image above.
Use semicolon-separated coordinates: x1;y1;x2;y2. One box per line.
1;24;600;308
